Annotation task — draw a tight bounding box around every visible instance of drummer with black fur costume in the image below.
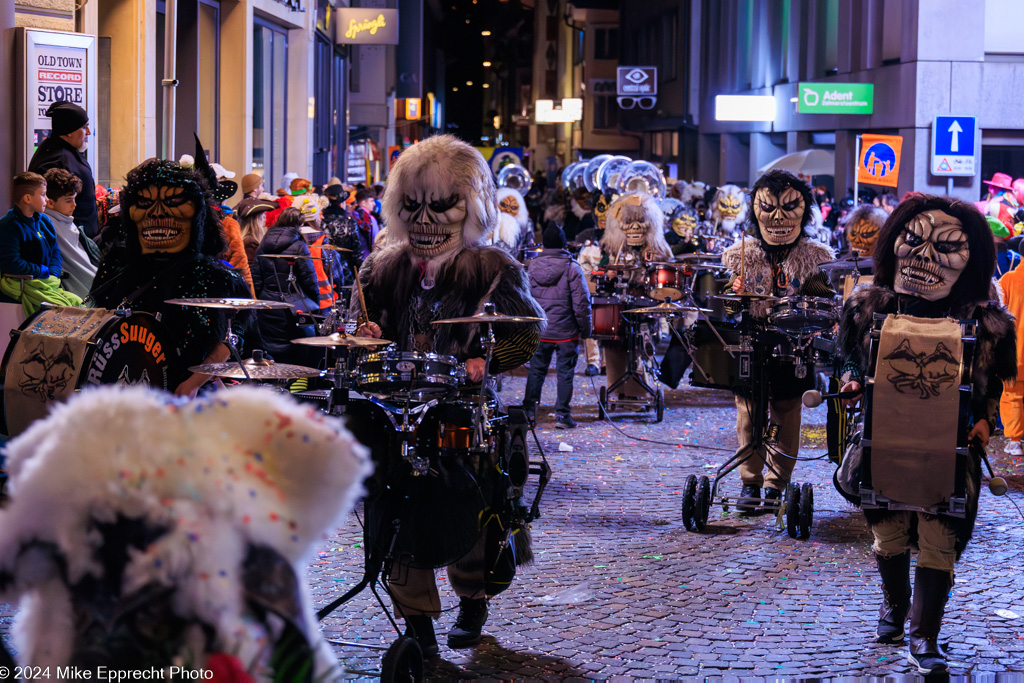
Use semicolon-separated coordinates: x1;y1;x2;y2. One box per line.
90;153;251;397
837;195;1015;674
722;170;835;511
352;134;543;658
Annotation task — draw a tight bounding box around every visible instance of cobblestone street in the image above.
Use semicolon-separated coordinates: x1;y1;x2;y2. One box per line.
311;364;1024;679
2;363;1022;679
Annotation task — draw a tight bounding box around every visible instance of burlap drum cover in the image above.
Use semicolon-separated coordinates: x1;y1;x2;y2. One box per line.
871;314;961;507
4;307;111;435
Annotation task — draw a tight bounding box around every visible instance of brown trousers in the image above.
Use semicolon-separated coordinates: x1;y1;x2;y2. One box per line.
734;394;802;491
388;533;488;618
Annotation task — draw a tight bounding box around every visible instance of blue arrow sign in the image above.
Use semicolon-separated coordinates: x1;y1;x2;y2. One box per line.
931;115;977;177
934;116;975;156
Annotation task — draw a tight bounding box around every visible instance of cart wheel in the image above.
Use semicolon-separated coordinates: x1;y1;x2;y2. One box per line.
798;483;814;539
693;475;711;531
381;635;424;683
599;385;609;419
681;474;697;530
655;388;665;423
785;482;801;539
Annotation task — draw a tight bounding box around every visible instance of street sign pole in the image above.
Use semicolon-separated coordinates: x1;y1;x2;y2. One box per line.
853;135;861;205
947;177;953;196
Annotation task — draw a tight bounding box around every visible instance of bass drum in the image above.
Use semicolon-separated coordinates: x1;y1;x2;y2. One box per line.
689;320;747;391
1;307;177;437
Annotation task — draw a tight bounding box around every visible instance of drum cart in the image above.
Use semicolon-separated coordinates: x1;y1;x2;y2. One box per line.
598;306;666;422
681;296;827;538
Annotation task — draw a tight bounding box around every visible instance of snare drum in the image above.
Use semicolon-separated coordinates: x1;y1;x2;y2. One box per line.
355;350;462;400
1;307;177;436
648;264;684;301
591;297;625;340
768;296;839;333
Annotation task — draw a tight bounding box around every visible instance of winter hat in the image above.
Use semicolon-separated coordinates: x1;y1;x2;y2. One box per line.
543;225;567;249
290;178;312;195
987;215;1011;240
46;101;88;136
241;174;263;195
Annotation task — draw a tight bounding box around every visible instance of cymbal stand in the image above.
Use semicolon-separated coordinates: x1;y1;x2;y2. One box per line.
325;346;350;415
473;303;498;448
222;309;252;381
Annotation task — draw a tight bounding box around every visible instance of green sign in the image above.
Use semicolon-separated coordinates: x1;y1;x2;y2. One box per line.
797;82;874;114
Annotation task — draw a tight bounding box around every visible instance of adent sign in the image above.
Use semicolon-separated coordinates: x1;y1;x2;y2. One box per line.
797;83;874;115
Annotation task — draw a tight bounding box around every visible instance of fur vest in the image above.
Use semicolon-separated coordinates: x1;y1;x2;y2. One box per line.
357;244;544;369
837;284;1017;557
722;236;834;297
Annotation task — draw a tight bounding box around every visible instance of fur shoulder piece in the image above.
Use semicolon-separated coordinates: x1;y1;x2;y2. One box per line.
0;385;370;672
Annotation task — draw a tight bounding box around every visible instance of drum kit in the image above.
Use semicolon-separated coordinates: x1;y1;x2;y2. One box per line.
678;285;840;539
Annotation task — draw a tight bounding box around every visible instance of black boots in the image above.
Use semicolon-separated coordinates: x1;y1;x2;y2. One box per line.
875;551;912;644
447;597;488;648
738;484;760;513
908;566;953;675
404;614;438;658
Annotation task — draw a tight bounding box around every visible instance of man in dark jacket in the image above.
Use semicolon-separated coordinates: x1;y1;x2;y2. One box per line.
523;225;593;428
28;101;98;240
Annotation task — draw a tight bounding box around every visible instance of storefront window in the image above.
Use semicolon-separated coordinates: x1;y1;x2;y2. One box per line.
254;19;288;192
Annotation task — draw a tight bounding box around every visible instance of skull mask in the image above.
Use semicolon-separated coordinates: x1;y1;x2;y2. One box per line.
671;209;698;240
129;185;197;254
847;218;881;256
498;194;520;217
399;193;468;259
754;186;805;246
615;200;649;246
717;192;743;219
893;209;969;301
594;194;610;230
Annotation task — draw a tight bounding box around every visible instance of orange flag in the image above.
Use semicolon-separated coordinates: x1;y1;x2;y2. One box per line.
857;134;903;188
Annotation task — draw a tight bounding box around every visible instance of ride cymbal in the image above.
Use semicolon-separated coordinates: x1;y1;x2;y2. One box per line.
624;302;712;316
290;332;394;348
257;253;325;261
166;297;293;310
710;293;778;302
319;244;352;252
432;311;544;325
190;359;323;380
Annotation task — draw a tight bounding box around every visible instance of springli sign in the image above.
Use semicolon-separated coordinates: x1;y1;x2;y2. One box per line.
797;82;874;115
336;8;399;45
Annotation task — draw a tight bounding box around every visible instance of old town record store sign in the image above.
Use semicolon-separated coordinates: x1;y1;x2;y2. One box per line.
337;8;399;45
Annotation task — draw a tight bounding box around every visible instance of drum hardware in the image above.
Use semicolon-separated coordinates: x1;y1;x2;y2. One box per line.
318;244;352;253
598;305;666;422
682;322;815;538
431;309;545;325
624;300;712;317
290;332;393;348
164;297;293;310
710;292;779;302
256;253;326;261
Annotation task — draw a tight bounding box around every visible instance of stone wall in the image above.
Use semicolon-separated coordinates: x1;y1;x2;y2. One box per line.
14;0;75;32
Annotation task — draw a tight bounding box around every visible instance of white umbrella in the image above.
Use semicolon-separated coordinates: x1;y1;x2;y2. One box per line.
758;149;835;176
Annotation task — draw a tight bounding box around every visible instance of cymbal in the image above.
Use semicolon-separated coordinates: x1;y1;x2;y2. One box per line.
818;258;867;272
601;262;642;272
289;332;394;348
166;297;293;310
711;293;778;302
190;359;323;380
624;302;712;316
674;253;723;262
258;253;324;261
646;261;686;269
319;244;352;253
432;311;544;325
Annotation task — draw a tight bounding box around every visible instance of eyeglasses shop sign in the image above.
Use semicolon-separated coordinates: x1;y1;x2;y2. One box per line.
617;67;657;96
797;82;874;115
337;8;399;45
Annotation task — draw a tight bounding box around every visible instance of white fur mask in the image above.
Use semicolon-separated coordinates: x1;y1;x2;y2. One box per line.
893;209;969;301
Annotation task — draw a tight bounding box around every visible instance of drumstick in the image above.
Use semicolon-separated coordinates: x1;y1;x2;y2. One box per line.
353;267;368;326
740;233;746;283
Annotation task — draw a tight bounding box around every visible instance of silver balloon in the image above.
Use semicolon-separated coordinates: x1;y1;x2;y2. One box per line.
564;162;589;193
561;161;585;190
497;164;532;195
615;161;667;199
597;156;632;195
583;154;614;193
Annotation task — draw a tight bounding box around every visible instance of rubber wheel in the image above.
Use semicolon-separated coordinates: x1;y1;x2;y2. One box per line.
799;482;814;539
655;388;665;423
785;482;801;539
694;475;711;531
381;635;424;683
681;474;697;530
599;385;609;419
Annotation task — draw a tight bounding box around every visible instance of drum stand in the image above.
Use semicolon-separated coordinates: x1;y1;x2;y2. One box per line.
680;320;815;539
599;311;665;422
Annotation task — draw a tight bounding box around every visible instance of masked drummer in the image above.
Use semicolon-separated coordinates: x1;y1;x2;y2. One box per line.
352;135;542;658
836;196;1014;674
90;148;252;398
722;170;834;512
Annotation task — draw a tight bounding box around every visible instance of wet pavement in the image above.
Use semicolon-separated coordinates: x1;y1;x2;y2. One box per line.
2;362;1023;679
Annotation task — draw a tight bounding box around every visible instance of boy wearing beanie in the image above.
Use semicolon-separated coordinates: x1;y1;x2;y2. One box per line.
523;225;592;428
